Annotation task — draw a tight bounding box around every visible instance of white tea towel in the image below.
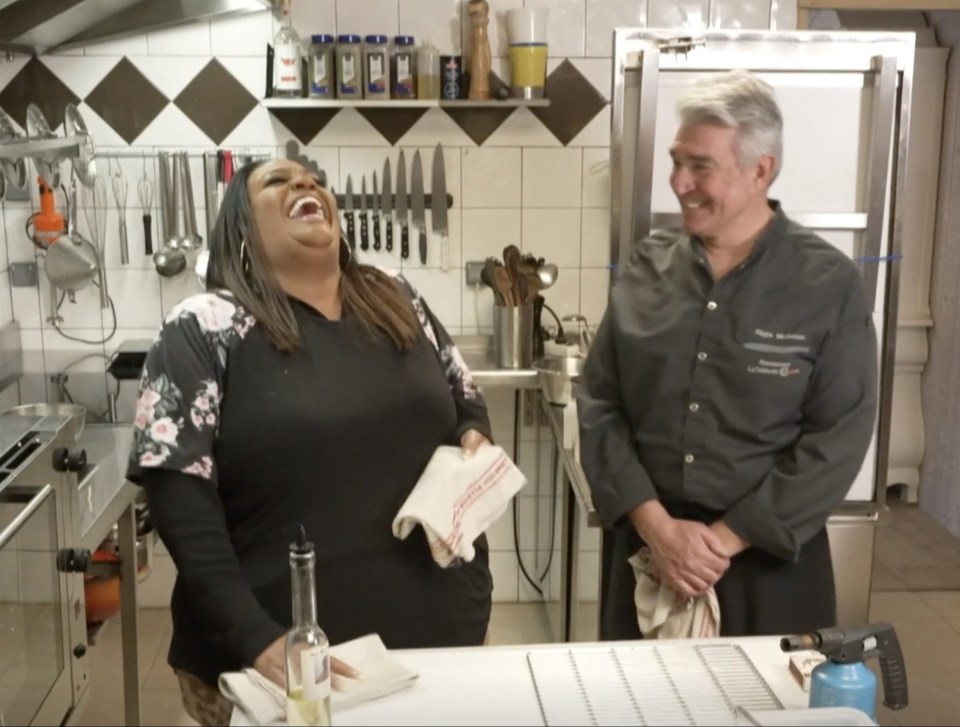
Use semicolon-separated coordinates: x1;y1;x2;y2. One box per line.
219;633;419;726
392;444;527;567
629;547;721;639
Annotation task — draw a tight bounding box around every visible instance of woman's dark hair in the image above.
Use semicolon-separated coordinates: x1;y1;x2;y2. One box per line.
206;160;420;353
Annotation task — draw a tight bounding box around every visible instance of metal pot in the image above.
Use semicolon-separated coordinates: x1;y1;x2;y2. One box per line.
6;402;86;441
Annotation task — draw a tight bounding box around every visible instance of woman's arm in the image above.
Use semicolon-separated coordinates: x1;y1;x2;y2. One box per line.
127;293;285;669
400;277;493;443
143;469;285;666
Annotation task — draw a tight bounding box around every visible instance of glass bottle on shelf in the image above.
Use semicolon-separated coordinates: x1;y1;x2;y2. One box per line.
285;526;331;726
273;0;303;98
417;39;440;100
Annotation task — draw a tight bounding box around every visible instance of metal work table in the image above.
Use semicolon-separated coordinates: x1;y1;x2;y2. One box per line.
73;423;142;726
455;335;539;390
539;395;602;528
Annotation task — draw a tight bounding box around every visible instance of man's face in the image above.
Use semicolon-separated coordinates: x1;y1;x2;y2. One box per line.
669;122;770;241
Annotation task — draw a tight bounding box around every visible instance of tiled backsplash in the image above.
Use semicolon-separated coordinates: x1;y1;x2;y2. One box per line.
0;0;798;606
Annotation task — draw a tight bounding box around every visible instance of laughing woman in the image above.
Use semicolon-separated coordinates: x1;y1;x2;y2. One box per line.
127;159;493;726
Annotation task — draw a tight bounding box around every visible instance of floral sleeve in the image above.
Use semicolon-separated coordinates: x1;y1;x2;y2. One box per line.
126;293;256;485
396;274;493;443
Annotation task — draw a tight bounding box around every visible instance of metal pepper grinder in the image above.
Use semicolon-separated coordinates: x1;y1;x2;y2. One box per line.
467;0;492;100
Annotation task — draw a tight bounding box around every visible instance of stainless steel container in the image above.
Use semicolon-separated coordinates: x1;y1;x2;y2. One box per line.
494;302;533;369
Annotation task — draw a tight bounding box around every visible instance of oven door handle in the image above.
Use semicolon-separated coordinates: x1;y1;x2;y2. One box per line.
0;484;54;550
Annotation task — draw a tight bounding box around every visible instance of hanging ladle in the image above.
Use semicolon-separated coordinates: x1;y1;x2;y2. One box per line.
153;151;187;277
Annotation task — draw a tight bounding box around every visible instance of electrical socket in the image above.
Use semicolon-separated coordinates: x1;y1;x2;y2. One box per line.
465;260;485;286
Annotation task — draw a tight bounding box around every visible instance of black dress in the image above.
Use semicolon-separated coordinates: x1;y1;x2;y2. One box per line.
126;274;493;686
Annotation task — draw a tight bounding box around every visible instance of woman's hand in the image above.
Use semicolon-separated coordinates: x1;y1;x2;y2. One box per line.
460;429;491;459
254;635;360;690
253;635;286;687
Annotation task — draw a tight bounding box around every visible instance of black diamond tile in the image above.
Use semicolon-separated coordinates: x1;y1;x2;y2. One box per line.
0;57;80;131
530;60;608;146
174;59;257;146
357;108;429;146
443;72;514;146
270;108;341;145
85;58;168;145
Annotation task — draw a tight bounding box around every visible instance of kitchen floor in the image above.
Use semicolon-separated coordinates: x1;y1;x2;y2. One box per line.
69;500;960;727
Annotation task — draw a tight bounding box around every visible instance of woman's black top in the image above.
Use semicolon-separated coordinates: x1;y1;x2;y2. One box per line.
126;274;493;686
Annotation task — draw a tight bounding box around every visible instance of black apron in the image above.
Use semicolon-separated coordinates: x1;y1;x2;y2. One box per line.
601;502;836;639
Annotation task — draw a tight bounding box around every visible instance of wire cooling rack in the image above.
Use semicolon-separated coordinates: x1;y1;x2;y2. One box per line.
527;643;783;726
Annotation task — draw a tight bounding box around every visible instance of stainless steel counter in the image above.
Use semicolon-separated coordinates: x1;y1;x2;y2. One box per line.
454;335;539;390
74;424;143;726
77;425;138;552
538;395;602;528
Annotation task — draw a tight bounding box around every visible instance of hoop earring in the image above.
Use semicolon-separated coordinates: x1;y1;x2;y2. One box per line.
240;240;251;274
339;235;352;265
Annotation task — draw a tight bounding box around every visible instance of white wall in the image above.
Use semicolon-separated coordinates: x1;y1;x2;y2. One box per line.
0;0;799;607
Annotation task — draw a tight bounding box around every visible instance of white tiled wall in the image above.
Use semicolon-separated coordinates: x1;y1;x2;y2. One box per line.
0;0;798;607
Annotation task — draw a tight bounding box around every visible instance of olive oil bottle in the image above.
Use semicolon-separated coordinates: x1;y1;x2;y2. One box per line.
285;526;331;726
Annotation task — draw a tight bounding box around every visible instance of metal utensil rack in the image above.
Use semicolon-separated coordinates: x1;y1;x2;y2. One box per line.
527;643;783;726
0;103;97;190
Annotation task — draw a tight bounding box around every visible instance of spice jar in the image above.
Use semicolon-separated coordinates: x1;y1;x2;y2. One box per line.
363;35;390;100
336;34;362;99
391;36;416;99
308;34;335;99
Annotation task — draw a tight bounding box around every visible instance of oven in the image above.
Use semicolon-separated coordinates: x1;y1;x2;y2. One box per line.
0;415;91;726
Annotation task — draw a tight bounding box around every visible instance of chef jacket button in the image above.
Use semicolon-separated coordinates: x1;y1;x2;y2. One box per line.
684;454;695;464
689;403;699;413
697;352;707;361
706;301;717;311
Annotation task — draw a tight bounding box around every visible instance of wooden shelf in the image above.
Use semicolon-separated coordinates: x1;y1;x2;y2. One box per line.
261;98;550;110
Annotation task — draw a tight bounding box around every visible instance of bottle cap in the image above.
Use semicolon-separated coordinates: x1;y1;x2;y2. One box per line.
365;35;389;44
311;34;335;44
394;36;415;46
337;34;362;44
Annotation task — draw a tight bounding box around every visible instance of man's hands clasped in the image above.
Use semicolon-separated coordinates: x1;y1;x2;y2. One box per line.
645;519;730;599
630;501;749;600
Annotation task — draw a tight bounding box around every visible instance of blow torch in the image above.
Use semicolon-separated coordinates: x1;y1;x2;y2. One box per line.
781;622;908;722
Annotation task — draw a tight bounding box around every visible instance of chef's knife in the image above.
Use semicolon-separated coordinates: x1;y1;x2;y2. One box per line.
359;175;369;251
371;171;381;251
381;158;393;252
431;143;450;272
382;158;393;253
411;150;426;265
344;175;355;250
396;152;408;260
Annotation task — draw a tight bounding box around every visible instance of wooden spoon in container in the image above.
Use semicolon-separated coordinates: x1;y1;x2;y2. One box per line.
495;265;515;306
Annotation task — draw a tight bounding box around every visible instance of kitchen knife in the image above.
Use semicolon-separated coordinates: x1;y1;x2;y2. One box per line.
431;143;450;272
359;175;369;251
371;171;381;251
411;150;426;265
396;152;408;260
382;158;393;253
344;175;355;250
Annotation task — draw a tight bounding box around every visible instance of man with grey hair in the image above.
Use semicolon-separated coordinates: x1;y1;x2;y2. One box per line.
577;70;877;637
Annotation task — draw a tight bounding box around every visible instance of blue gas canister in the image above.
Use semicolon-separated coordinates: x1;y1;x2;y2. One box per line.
781;623;909;724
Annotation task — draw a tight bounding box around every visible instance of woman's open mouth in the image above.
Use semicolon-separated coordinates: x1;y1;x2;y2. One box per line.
288;195;328;223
